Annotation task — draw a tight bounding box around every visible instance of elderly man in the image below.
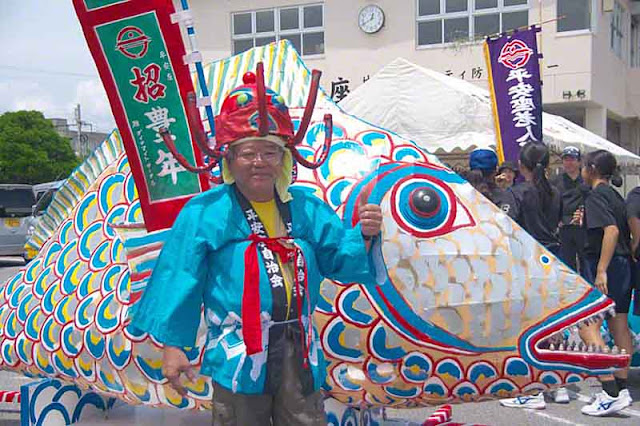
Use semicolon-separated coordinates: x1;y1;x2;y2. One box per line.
129;70;383;426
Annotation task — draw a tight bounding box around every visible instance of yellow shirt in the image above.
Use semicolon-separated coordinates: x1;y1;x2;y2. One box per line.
250;200;294;313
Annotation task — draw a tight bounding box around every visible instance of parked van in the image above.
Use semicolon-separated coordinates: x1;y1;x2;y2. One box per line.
23;180;66;261
0;184;36;257
33;180;65;213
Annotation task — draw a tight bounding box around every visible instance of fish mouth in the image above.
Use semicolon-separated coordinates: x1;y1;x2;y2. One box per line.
525;291;630;373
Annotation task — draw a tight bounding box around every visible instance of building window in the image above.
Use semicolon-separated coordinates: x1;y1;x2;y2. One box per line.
416;0;529;47
632;17;640;68
610;0;627;59
231;4;324;56
557;0;591;32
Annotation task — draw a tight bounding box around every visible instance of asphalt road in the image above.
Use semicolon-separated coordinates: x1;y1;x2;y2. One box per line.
1;258;640;425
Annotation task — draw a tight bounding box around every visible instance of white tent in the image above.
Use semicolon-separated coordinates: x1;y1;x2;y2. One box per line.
340;58;640;167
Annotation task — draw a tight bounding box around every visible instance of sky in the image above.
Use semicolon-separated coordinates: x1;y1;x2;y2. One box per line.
0;1;115;133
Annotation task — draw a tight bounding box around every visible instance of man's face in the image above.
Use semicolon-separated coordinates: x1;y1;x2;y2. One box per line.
562;156;580;175
227;140;284;198
502;168;516;185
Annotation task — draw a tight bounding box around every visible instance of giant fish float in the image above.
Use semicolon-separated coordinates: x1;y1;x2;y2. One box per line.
10;31;636;416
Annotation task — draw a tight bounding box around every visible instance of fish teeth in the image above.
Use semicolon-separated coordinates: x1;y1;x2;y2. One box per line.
621;349;627;355
559;343;565;351
603;346;611;354
550;343;556;351
612;346;619;354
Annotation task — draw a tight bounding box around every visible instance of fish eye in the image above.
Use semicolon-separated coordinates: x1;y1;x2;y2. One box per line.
390;174;474;238
409;187;440;218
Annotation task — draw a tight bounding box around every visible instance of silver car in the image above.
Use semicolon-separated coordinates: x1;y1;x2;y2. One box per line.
0;184;36;257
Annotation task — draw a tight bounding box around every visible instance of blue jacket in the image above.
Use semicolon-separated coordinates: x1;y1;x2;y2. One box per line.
129;185;377;394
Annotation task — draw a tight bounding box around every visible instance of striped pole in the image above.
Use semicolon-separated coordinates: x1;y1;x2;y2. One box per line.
173;0;216;138
422;404;452;426
443;424;490;426
0;390;21;403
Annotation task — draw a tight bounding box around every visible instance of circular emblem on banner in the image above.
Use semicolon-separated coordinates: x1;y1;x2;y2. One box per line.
498;40;533;70
115;26;151;59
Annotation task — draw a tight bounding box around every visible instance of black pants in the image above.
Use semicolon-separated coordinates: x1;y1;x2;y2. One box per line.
559;225;586;276
583;256;633;314
211;336;325;426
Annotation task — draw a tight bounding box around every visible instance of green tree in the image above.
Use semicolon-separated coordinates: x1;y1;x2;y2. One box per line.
0;110;80;184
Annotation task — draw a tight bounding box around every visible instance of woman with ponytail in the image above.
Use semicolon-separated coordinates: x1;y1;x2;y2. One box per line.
577;149;633;416
499;143;564;410
503;142;562;255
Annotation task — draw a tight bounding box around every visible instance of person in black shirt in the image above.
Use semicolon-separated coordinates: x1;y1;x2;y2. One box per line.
550;146;589;274
578;149;633;416
503;143;561;255
625;187;640;316
626;186;640;257
499;143;565;410
464;149;517;218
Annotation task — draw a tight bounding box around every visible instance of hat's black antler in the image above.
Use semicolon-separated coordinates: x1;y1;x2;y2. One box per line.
158;92;224;183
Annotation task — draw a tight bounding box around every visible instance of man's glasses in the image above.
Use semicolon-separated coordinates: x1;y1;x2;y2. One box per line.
232;149;284;164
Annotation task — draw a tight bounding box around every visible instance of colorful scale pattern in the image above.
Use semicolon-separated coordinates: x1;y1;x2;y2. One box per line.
0;153;212;410
25;131;124;255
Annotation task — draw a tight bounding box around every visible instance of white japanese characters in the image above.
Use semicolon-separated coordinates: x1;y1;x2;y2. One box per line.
506;68;539;146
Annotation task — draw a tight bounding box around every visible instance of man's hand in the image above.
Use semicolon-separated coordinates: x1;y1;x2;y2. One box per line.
359;203;383;237
495;173;508;189
162;346;196;396
358;184;383;238
595;270;608;295
570;206;584;226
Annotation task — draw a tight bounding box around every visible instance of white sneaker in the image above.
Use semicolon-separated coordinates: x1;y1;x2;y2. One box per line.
500;393;546;409
581;391;630;416
554;387;570;404
620;389;633;406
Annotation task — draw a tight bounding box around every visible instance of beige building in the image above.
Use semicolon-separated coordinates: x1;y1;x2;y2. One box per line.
50;118;109;159
186;0;640;153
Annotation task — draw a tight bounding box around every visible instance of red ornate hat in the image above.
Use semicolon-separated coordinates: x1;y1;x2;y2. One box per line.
158;62;333;182
214;72;294;147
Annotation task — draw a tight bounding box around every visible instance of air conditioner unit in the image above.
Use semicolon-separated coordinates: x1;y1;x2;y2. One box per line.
603;0;614;13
